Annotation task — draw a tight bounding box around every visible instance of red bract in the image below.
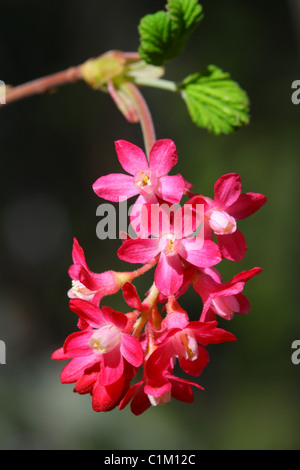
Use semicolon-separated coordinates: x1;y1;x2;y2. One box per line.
198;173;267;260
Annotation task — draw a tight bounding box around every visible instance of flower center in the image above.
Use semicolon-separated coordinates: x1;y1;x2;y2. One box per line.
134;169;158;195
207;209;237;235
172;330;198;361
89;325;121;354
68;280;97;302
211;295;240;320
162;233;180;255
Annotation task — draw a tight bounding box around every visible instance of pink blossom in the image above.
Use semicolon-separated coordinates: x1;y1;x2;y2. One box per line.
68;238;125;306
198;173;267;260
118;202;221;296
92;139;185;208
152;298;236;377
52;299;144;386
193;266;262;321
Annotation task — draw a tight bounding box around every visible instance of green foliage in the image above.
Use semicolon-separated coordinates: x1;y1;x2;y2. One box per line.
138;0;203;66
180;65;250;135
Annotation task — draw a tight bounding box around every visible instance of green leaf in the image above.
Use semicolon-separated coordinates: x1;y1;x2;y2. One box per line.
167;0;203;35
138;0;203;66
180;65;250;134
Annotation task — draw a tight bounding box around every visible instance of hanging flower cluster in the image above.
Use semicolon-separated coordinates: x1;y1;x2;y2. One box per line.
52;139;266;415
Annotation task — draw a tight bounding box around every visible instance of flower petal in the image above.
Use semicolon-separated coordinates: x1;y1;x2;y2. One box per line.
130;385;152;415
235;293;251;315
121;334;144;367
92;375;126;412
93;173;138;202
122;282;143;311
119;380;143;411
189;321;237;346
74;363;99;394
69;299;106;328
71;238;88;269
214;173;241;209
154;252;184;296
168;375;204;402
227;192;267;220
216;229;247;261
180;239;221;268
144;377;172;398
63;330;93;357
146;344;173;379
156;175;185;204
51;347;70;361
100;348;124;385
169;380;194;403
230;267;262;284
149;139;178;176
118;238;160;264
115;140;148;175
179;345;209;376
60;356;98;383
101;306;128;331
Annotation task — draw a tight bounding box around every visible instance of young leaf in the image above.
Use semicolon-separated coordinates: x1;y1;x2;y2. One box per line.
138;0;203;66
180;65;250;134
167;0;203;35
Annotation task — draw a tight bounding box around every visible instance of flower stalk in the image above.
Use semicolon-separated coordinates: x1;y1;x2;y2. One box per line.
120;82;156;158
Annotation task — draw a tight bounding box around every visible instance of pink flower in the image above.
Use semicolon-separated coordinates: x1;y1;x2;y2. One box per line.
152;298;236;376
68;238;125;306
53;298;144;386
199;173;267;260
193;266;262;321
92;139;185;207
118;202;221;296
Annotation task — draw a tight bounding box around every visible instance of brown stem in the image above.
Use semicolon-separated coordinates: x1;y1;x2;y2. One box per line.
2;66;82;106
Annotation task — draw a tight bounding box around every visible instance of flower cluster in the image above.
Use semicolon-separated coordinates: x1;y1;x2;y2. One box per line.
52;139;266;415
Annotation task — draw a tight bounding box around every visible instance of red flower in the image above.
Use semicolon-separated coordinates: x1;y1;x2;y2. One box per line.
52;299;144;386
119;358;204;415
152;298;236;376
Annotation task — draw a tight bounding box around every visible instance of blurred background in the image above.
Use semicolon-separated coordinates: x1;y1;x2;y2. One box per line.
0;0;299;450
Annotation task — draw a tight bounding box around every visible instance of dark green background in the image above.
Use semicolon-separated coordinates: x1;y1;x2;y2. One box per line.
0;0;299;449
